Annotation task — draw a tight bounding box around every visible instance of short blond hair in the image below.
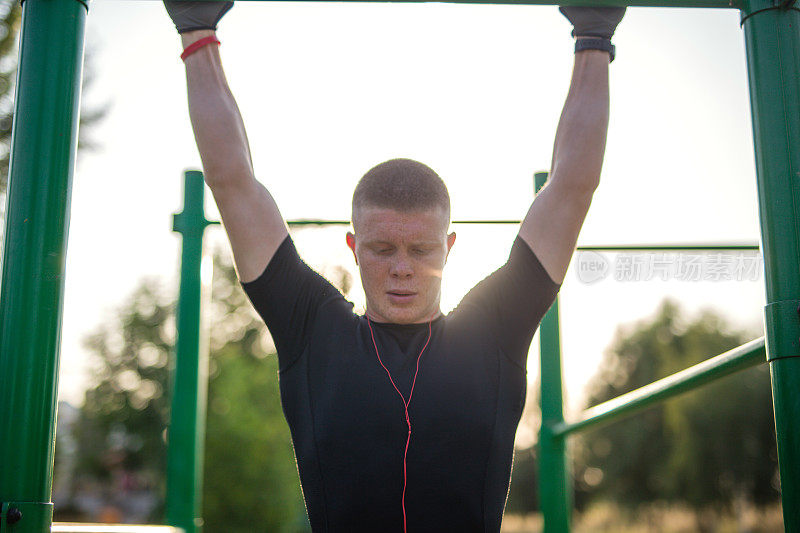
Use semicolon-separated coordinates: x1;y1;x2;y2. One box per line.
352;158;450;229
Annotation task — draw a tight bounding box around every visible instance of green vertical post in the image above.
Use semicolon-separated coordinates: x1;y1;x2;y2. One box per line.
535;171;571;533
740;1;800;528
741;2;800;529
0;0;87;531
166;170;215;533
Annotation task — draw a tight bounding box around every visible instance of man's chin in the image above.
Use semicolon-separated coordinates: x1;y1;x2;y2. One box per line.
369;305;425;325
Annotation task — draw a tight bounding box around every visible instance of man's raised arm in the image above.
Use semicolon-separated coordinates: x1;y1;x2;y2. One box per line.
165;1;289;283
519;6;625;285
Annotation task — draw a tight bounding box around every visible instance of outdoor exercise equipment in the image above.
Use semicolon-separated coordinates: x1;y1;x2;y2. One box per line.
165;172;771;533
0;0;797;532
160;172;770;533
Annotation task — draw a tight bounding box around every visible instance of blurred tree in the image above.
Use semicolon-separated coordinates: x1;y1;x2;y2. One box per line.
506;445;539;514
574;298;778;523
0;0;108;214
505;385;541;515
657;309;778;515
72;279;175;520
573;300;683;508
68;248;354;530
201;250;308;532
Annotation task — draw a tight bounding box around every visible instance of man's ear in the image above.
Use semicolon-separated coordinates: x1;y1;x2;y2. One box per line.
445;231;456;261
346;232;358;265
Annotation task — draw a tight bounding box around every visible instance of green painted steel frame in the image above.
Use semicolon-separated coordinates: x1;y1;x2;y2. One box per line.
740;0;800;528
535;3;800;532
552;337;767;438
165;172;217;533
50;526;183;533
288;219;523;225
0;0;87;532
187;0;739;7
535;172;573;532
537;319;773;533
1;0;798;532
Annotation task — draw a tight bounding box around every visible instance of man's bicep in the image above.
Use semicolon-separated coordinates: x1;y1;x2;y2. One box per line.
518;178;595;285
208;174;289;283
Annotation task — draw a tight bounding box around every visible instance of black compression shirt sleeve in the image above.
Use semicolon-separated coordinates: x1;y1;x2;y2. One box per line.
239;235;345;371
450;236;562;368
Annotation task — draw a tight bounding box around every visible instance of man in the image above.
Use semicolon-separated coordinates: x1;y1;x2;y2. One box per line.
164;2;624;531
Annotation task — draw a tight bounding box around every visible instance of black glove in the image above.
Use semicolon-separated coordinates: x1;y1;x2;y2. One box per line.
558;6;626;39
163;1;234;34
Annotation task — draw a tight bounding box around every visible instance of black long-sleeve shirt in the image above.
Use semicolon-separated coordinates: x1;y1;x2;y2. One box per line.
241;235;561;532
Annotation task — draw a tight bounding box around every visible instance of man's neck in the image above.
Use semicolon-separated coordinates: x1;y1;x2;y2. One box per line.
365;308;442;324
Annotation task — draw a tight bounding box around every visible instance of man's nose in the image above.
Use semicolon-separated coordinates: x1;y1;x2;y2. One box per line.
390;258;413;278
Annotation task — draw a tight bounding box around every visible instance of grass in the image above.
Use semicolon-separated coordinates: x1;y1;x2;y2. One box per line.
501;502;784;532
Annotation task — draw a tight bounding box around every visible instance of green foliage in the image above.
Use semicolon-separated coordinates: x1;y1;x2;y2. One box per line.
203;345;308;532
574;299;778;512
201;253;308;532
505;299;778;520
0;0;22;199
0;0;108;209
506;446;539;514
73;280;174;516
70;250;318;529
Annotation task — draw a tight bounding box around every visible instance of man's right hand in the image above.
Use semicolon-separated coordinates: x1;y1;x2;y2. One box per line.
164;1;234;34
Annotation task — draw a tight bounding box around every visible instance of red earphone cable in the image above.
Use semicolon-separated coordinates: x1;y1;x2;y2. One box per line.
367;318;432;533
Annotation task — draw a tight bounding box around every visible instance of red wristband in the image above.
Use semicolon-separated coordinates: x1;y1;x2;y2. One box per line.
181;36;221;62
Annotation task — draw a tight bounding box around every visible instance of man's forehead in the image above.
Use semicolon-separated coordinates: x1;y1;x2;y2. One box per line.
353;206;449;237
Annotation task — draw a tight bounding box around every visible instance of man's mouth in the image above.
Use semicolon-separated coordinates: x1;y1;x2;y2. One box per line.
387;291;417;304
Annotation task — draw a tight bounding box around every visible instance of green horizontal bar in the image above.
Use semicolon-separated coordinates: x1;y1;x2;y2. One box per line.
576;243;760;251
286;219;521;226
51;526;184;533
286;221;760;248
551;337;767;438
180;0;739;8
285;221;761;251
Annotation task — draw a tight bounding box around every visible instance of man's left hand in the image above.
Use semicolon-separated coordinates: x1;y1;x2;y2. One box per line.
559;5;626;39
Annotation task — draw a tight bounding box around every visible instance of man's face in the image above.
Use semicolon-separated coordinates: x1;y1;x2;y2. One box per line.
347;206;456;324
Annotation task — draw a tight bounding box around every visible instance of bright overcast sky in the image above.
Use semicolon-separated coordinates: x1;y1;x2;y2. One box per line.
55;0;766;443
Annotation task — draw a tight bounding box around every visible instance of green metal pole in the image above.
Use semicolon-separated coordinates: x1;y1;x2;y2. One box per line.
0;0;87;531
166;171;215;533
739;1;800;528
190;0;740;8
535;171;571;533
286;219;523;226
552;337;767;437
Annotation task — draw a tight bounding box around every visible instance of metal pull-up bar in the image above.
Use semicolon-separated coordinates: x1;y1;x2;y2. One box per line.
181;0;739;7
